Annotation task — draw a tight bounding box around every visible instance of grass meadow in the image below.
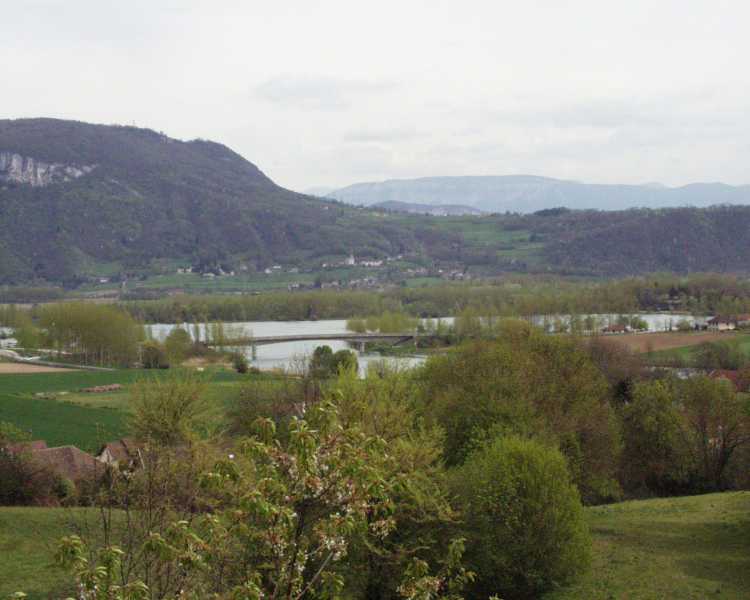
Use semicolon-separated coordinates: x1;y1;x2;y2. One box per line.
0;368;246;452
2;492;747;599
544;491;750;599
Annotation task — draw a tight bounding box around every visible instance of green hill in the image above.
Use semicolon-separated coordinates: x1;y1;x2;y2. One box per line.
0;119;418;285
4;119;750;285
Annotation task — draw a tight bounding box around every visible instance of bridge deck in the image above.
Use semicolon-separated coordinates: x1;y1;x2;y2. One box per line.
211;332;422;346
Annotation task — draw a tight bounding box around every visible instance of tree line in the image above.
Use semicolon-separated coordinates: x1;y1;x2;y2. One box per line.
118;273;750;323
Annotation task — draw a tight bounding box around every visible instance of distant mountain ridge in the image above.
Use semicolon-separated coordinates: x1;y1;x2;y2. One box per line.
372;200;484;216
327;175;750;213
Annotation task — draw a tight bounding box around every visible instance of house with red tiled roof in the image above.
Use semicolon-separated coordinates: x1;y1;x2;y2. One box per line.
31;446;101;482
708;369;741;391
602;324;628;334
3;440;101;482
4;440;48;455
96;438;141;469
707;316;737;331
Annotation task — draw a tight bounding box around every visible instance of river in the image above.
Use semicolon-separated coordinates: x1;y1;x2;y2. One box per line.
148;319;426;375
148;312;712;374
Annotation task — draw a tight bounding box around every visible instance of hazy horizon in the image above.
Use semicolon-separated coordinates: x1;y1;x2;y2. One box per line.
2;1;749;196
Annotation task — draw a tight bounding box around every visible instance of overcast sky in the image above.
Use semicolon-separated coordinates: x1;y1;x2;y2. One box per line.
2;0;749;191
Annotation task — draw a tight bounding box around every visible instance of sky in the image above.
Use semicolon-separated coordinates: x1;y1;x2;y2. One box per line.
2;0;749;191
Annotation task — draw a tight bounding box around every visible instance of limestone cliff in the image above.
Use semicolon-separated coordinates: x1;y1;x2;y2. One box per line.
0;152;95;187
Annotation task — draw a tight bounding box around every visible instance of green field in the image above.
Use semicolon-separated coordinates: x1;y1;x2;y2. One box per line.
0;369;245;452
3;492;747;599
545;492;750;599
429;218;531;245
0;507;98;599
648;333;750;366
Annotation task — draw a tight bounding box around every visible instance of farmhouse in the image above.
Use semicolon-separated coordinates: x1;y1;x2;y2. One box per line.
602;324;628;334
3;440;103;482
32;445;101;482
96;437;140;468
4;440;48;455
707;316;737;331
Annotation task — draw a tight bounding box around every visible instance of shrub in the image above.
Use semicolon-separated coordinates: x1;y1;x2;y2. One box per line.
164;327;192;364
346;317;367;333
0;449;65;506
129;371;209;445
419;334;622;503
451;436;591;599
310;345;358;378
620;380;691;495
232;351;249;374
141;340;169;369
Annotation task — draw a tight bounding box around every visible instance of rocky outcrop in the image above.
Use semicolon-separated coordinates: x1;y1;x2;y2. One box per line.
0;152;95;187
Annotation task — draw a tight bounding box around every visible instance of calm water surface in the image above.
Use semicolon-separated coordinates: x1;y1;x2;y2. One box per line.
149;313;711;373
149;320;425;374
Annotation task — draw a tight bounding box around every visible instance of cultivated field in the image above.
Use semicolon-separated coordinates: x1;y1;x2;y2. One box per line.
0;363;75;374
606;331;740;353
0;368;246;451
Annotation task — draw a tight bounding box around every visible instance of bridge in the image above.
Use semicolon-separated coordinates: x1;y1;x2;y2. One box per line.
208;332;431;353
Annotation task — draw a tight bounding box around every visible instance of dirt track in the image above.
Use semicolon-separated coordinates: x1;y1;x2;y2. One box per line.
603;331;739;353
0;363;74;374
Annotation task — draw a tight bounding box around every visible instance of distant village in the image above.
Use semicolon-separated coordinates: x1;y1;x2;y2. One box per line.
169;252;472;293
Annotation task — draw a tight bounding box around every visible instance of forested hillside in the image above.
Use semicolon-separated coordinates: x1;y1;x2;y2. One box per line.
0;119;419;284
539;206;750;275
3;119;750;287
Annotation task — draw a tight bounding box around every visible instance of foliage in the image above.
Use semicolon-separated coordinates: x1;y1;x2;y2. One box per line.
693;339;745;370
37;303;143;367
584;336;643;404
10;311;42;349
676;376;750;490
309;345;359;379
140;340;169;369
451;435;591;599
228;377;310;442
128;371;210;445
0;448;65;506
0;421;30;445
619;380;692;495
52;403;440;599
619;376;750;494
5;493;750;600
232;351;249;374
163;326;191;364
326;369;459;598
418;328;622;503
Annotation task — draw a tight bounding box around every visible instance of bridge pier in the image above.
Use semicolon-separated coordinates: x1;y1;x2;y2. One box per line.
358;341;366;353
251;344;257;360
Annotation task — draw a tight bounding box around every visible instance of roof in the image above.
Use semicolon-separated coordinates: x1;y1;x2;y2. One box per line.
5;440;48;454
97;437;139;464
708;316;736;325
709;369;741;390
32;446;100;481
602;324;627;332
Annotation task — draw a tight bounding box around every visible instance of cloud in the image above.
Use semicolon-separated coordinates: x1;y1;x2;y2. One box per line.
254;76;397;111
343;129;425;143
